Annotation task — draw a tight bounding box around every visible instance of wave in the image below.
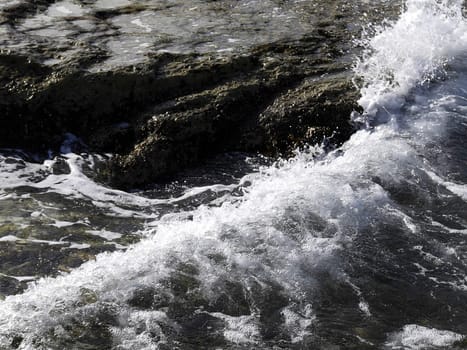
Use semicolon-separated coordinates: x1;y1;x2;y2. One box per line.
1;0;467;348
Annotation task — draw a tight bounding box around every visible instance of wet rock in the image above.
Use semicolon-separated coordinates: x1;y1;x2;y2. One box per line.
29;303;120;350
259;75;360;153
208;280;251;317
0;275;27;297
50;156;71;175
251;282;290;341
127;286;167;310
177;312;226;348
55;318;114;350
88;122;135;153
79;287;98;305
0;240;112;280
453;337;467;349
108;46;360;188
0;241;68;277
0;0;401;188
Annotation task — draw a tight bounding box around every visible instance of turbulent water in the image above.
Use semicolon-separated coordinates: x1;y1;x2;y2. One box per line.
1;0;467;349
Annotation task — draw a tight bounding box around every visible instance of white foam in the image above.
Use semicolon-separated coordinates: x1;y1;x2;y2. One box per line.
131;18;152;33
358;301;371;317
281;304;315;343
49;220;79;228
0;274;38;283
209;312;260;344
86;229;122;241
0;236;68;246
0;137;393;347
66;242;90;250
431;220;467;235
47;1;87;17
0;153;161;218
355;0;467;121
11;276;37;282
426;171;467;201
0;235;19;242
385;324;463;349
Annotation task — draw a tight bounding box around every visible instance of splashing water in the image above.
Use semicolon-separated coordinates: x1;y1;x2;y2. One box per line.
355;0;467;121
1;0;467;349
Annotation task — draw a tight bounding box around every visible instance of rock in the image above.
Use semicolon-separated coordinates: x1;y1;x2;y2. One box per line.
259;75;360;153
127;285;175;311
50;156;71;175
79;288;98;305
208;280;251;317
0;0;401;188
0;275;27;297
0;240;112;280
108;53;359;188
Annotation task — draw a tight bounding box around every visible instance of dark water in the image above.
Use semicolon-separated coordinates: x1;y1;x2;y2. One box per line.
1;1;467;349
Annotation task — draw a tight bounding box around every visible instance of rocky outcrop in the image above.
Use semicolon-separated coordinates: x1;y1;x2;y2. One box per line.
109;55;360;188
0;0;400;188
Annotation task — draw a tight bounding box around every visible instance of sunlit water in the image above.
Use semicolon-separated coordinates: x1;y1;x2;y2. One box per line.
1;0;467;349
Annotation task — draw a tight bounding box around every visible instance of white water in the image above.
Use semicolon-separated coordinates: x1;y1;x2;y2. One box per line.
1;0;467;348
385;325;464;349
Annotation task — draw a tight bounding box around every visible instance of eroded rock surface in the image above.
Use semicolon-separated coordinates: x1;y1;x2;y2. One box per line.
0;0;400;188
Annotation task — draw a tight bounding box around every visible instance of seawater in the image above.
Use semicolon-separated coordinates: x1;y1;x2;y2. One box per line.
1;0;467;349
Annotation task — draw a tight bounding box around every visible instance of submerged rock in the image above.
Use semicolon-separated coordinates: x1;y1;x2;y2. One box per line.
0;0;400;188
